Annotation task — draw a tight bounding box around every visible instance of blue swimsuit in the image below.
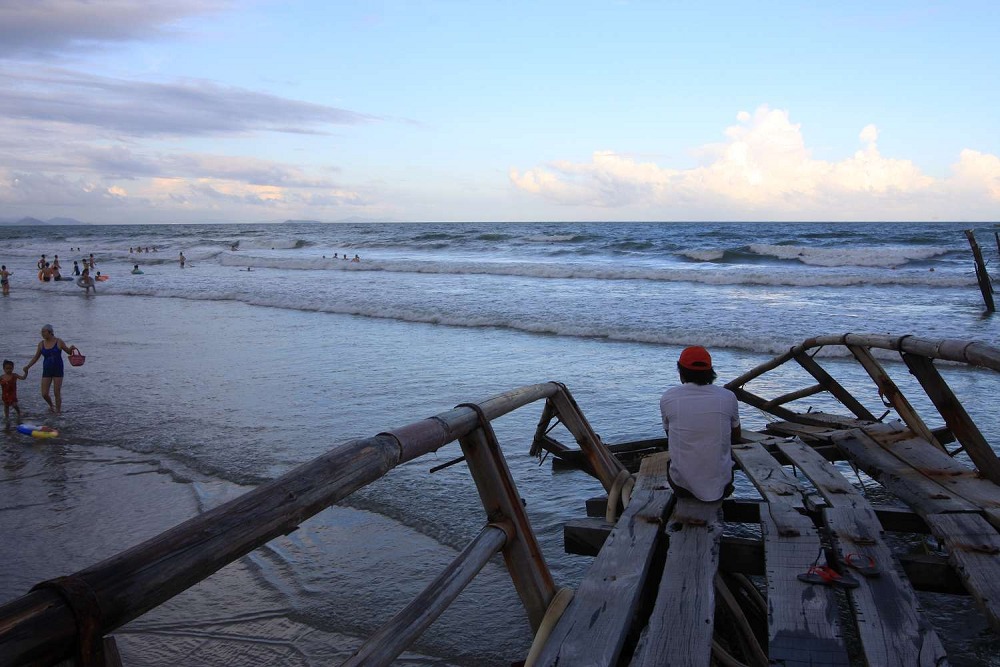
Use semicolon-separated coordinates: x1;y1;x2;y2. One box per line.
41;343;64;378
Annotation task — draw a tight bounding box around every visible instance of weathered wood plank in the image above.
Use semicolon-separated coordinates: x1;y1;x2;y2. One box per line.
534;453;674;667
630;499;723;667
734;442;849;665
902;352;1000;485
776;438;864;508
832;430;979;515
761;506;849;667
874;435;1000;528
823;507;949;666
732;443;805;509
924;512;1000;633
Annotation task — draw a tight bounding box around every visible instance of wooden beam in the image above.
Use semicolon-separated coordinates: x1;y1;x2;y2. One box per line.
459;426;555;632
534;453;674;667
965;229;996;312
342;525;507;666
847;345;943;451
549;386;628;492
794;351;878;421
902;352;1000;485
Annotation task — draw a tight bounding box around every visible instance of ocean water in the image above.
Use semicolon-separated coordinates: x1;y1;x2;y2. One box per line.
1;221;999;665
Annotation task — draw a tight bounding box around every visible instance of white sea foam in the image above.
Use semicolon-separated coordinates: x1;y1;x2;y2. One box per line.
749;243;948;268
217;254;972;287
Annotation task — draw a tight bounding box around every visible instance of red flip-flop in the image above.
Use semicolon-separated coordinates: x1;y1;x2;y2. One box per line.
797;564;860;589
844;553;880;577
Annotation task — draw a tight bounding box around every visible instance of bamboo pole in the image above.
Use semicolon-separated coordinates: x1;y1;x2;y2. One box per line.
0;383;562;667
965;229;995;312
902;353;1000;484
763;383;826;409
341;525;507;667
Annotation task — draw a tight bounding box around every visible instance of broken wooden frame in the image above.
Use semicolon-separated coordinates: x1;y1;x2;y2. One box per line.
0;382;624;667
726;333;1000;485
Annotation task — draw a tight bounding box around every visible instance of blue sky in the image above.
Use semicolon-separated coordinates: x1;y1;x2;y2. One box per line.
1;0;998;223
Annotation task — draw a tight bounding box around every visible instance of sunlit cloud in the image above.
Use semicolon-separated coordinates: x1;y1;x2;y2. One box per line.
510;105;1000;220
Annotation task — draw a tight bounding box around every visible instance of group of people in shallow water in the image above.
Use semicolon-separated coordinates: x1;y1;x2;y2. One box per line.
2;324;82;424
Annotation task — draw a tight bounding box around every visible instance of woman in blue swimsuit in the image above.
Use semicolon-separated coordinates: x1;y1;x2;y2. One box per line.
23;324;80;415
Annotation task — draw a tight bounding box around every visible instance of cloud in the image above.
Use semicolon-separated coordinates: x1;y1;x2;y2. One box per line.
510;105;1000;220
0;66;377;138
0;0;229;59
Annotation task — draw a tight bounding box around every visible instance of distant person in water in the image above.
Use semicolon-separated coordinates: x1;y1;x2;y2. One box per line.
1;360;27;425
131;264;143;274
352;254;360;262
72;261;80;276
23;324;80;415
179;252;186;268
659;346;741;502
77;268;96;295
37;255;46;270
1;265;11;296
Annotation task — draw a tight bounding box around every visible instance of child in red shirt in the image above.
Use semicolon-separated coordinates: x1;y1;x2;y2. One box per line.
1;359;28;425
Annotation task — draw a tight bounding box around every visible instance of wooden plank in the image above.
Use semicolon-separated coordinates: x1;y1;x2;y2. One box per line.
924;513;1000;633
877;435;1000;525
761;505;849;667
902;352;1000;485
732;443;805;509
823;507;948;666
776;438;864;508
534;453;674;667
734;442;849;665
832;430;979;515
630;499;723;667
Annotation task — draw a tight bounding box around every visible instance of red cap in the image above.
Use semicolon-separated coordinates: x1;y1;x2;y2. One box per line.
678;346;712;371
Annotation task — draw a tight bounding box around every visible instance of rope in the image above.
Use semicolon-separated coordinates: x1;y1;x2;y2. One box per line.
605;469;632;523
523;587;574;667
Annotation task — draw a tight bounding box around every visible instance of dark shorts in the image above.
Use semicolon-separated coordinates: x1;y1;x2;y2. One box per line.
666;463;735;502
42;360;64;378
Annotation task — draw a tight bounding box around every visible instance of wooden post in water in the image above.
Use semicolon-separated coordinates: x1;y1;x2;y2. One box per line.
965;229;995;312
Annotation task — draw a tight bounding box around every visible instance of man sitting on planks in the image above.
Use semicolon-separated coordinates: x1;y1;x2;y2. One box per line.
659;346;742;502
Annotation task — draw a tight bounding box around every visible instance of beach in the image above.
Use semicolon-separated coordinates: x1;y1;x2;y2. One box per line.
2;221;1000;665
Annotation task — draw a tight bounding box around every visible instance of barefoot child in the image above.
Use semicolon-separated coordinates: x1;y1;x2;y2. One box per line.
1;360;27;424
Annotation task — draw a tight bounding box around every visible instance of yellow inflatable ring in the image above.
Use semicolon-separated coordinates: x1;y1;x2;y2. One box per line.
17;424;59;438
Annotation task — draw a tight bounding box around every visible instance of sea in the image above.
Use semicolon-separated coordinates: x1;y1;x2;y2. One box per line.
1;221;999;666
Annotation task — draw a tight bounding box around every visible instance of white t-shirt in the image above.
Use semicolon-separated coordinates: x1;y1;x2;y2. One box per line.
659;382;741;502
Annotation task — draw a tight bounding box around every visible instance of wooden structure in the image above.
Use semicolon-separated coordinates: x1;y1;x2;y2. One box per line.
0;333;999;666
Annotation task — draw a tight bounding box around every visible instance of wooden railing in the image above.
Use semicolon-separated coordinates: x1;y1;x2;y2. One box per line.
0;382;625;667
725;334;1000;485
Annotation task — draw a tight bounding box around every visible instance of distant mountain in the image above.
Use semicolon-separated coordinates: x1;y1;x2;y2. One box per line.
0;216;88;225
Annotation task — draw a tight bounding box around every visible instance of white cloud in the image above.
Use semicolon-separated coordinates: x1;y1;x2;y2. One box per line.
511;105;1000;220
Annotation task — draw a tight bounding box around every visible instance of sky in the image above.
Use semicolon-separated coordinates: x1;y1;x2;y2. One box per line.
0;0;998;224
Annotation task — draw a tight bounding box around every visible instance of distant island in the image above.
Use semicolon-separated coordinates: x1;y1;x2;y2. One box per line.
0;216;89;226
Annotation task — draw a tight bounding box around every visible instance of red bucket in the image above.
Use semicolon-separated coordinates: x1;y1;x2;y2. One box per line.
69;352;86;367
